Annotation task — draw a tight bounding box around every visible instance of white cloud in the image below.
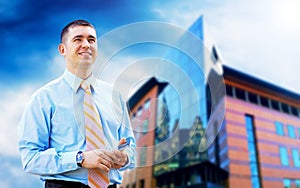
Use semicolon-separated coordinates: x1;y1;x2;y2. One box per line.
47;48;65;77
151;0;300;93
204;0;300;93
0;86;36;156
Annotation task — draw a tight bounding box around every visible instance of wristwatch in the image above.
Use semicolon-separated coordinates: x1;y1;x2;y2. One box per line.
76;151;85;167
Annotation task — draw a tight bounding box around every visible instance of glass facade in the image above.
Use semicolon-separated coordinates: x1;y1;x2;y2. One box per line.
245;115;261;188
150;17;207;175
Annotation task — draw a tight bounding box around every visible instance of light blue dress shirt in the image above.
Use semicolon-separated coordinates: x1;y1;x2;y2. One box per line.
18;69;136;185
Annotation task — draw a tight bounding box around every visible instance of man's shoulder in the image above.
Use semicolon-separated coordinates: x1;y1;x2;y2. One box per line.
32;76;65;97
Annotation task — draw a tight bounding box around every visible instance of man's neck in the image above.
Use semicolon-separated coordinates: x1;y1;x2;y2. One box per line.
66;66;92;80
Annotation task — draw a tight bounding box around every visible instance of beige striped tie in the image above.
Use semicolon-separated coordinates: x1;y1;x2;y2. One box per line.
81;80;109;188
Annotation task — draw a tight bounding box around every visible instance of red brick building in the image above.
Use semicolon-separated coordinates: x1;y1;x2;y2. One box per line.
210;65;300;188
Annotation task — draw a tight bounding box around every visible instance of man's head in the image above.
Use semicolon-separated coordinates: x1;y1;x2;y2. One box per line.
60;20;95;43
58;20;98;79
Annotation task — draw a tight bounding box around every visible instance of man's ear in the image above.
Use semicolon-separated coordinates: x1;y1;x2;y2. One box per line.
58;43;66;55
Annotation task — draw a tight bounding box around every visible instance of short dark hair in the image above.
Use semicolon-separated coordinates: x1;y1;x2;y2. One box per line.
60;20;95;42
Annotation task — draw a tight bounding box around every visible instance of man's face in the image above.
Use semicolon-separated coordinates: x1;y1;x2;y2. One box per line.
59;26;98;73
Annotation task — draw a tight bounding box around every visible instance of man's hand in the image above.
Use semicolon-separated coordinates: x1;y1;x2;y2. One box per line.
112;138;129;169
82;149;114;172
81;138;129;171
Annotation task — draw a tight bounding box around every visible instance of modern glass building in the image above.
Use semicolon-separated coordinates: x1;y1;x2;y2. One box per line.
119;15;300;188
120;15;227;188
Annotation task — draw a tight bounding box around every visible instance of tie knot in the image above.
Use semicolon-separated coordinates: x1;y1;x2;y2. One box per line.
81;80;91;92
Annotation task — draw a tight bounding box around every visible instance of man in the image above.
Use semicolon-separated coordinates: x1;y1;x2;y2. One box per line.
18;20;136;188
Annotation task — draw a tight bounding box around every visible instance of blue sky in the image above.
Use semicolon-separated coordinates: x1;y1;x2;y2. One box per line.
1;0;300;187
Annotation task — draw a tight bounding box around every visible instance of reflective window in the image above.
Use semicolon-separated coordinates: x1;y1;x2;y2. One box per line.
245;115;261;188
295;179;300;188
142;120;149;134
271;99;280;111
287;125;296;138
248;92;258;104
139;146;147;166
275;121;284;136
248;142;257;162
235;88;246;100
283;179;291;188
247;130;254;142
291;106;299;117
226;85;233;97
144;99;151;109
250;162;258;176
292;149;300;167
279;147;289;166
137;106;143;116
260;96;269;107
281;103;290;114
251;176;260;188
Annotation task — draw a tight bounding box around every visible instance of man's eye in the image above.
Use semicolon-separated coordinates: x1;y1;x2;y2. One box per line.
89;39;96;43
74;38;81;42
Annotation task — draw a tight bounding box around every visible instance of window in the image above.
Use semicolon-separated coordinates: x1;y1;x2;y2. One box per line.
139;179;145;188
298;128;300;139
260;96;269;107
292;149;300;167
142;120;149;134
144;99;151;109
245;115;261;188
250;162;258;176
281;103;290;114
291;106;299;117
139;146;147;166
283;179;291;188
271;100;280;111
248;92;258;104
252;176;260;188
226;85;233;97
275;121;284;136
295;179;300;188
137;106;143;116
248;142;257;162
235;88;246;100
287;125;296;138
279;147;289;166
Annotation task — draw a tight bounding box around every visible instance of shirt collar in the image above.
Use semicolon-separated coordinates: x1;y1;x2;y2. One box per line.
63;69;96;93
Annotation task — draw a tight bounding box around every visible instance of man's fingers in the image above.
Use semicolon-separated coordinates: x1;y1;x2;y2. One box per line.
113;150;127;166
94;149;114;163
118;138;127;145
97;162;110;172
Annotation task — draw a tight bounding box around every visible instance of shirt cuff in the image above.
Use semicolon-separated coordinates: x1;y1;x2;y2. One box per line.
61;151;79;171
118;148;135;171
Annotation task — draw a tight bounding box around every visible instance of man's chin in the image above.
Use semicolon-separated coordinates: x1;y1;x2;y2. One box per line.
78;59;94;65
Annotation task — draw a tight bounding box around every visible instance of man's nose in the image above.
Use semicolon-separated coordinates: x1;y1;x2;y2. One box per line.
82;39;90;48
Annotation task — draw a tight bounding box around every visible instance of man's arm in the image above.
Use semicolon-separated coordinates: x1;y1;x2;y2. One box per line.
116;94;136;170
17;94;79;175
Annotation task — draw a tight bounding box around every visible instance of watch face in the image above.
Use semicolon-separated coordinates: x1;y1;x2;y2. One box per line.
76;151;83;164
